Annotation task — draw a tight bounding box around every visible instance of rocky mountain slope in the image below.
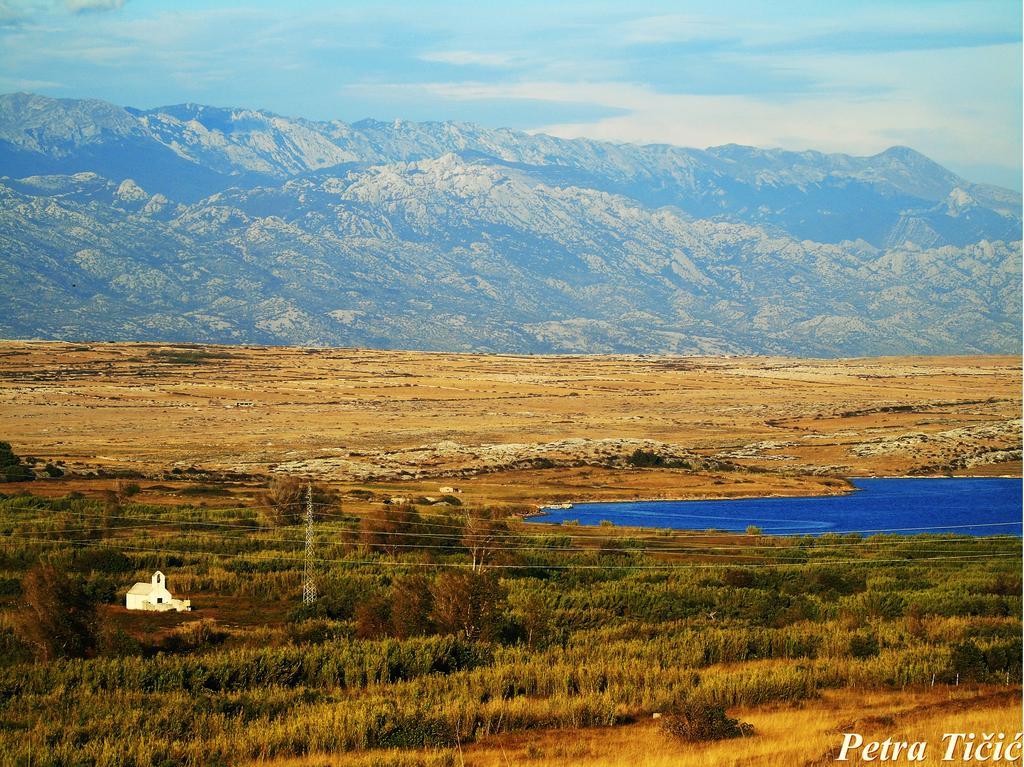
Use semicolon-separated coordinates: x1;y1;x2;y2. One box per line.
0;93;1020;354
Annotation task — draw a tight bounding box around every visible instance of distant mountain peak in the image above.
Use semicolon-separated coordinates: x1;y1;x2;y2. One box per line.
0;92;1019;356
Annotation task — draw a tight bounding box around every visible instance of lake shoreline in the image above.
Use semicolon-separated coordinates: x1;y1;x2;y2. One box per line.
523;477;1023;536
527;473;1021;517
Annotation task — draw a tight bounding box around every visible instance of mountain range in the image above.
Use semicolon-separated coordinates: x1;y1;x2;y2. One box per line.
0;92;1020;355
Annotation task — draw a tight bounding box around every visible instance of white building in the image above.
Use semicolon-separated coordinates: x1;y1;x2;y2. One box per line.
125;571;191;612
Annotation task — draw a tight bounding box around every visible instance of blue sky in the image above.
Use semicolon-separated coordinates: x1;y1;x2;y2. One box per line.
1;0;1021;189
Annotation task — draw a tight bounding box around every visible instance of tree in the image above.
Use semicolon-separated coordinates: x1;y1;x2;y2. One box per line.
430;570;505;641
950;640;987;682
360;504;422;556
359;504;459;557
257;477;336;526
114;480;141;499
390;574;433;638
13;563;98;661
462;509;508;571
0;441;33;482
98;489;121;538
354;593;391;639
519;591;555;649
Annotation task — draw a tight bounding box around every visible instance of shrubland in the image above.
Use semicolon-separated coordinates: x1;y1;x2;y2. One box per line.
0;490;1019;767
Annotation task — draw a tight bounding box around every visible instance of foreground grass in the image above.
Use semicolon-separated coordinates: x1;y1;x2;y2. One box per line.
0;492;1020;767
243;686;1022;767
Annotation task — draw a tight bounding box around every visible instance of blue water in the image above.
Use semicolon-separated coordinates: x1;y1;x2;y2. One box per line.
525;478;1023;536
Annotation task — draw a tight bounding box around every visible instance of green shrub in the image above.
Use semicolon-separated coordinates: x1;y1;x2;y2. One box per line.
0;442;32;482
626;449;666;468
659;702;754;742
849;632;880;659
949;640;987;682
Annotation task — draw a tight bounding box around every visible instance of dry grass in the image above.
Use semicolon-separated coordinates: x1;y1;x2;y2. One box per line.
248;686;1021;767
0;342;1019;504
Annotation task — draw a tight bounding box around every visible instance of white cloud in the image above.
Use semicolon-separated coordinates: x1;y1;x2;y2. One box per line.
409;79;920;153
619;13;735;45
392;36;1020;176
0;75;64;89
419;50;518;68
65;0;125;13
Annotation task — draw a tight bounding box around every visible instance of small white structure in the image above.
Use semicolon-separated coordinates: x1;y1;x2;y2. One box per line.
439;486;461;494
126;571;191;612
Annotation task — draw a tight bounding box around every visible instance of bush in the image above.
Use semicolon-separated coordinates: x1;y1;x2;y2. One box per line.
100;628;144;658
950;640;987;682
723;569;756;589
115;480;141;498
73;548;133;574
849;632;880;659
0;442;33;482
626;449;666;468
659;702;754;742
160;619;228;652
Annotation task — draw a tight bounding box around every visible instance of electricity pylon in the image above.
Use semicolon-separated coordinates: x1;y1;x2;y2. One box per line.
302;483;317;605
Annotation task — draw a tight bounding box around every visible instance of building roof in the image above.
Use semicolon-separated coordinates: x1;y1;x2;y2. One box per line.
127;582;154;596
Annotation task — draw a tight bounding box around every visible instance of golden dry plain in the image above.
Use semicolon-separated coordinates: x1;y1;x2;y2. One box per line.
0;341;1020;507
0;341;1021;767
253;684;1022;767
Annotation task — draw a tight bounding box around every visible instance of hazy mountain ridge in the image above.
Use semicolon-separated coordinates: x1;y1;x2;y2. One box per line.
3;93;1019;246
0;93;1020;354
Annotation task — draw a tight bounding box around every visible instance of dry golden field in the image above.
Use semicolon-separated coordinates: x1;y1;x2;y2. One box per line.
0;341;1021;767
0;341;1019;507
251;685;1022;767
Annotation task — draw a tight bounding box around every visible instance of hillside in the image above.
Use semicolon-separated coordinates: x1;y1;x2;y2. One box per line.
0;93;1020;354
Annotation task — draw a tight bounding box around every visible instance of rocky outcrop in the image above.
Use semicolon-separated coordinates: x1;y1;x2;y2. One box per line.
0;94;1020;355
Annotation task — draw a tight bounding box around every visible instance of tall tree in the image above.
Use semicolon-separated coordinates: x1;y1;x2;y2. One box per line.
360;504;432;557
390;574;433;638
430;570;505;641
520;591;555;650
14;562;97;661
258;477;336;526
462;509;508;571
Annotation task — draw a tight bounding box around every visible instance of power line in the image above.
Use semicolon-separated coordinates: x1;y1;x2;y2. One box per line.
7;499;1022;552
12;524;1017;560
9;512;1019;558
8;494;1020;540
6;533;1020;572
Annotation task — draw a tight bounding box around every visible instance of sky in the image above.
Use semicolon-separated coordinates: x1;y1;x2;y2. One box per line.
1;0;1021;189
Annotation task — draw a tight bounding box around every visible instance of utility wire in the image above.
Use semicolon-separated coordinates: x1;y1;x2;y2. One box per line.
7;534;1020;572
8;509;1020;556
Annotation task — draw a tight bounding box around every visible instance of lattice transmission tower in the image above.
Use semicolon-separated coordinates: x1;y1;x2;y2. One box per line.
302;483;317;605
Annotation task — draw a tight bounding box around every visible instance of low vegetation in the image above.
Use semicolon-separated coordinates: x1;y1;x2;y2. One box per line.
0;442;32;483
0;488;1019;766
659;702;754;742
